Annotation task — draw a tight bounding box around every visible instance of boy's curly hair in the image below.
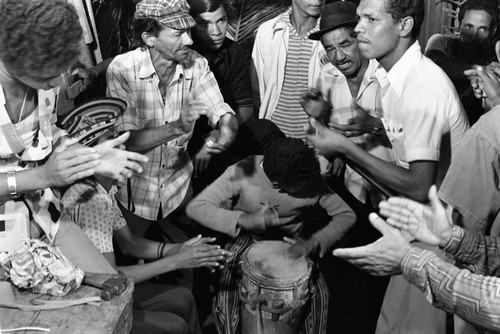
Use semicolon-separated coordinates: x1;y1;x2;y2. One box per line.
0;0;82;76
263;137;322;195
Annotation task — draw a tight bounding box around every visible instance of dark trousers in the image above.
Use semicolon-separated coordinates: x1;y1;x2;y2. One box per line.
133;283;201;334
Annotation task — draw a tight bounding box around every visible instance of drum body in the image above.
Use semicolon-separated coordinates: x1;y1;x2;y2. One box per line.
239;241;312;334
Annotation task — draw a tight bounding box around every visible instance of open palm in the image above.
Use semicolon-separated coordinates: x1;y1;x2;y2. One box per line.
378;185;453;246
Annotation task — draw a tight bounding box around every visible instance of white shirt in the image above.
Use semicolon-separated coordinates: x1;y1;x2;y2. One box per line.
373;41;469;185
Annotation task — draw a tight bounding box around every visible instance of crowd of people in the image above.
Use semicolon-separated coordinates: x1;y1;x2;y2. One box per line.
2;0;500;333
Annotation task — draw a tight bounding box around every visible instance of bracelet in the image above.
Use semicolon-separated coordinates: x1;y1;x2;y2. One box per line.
157;243;166;259
205;138;216;148
6;170;20;199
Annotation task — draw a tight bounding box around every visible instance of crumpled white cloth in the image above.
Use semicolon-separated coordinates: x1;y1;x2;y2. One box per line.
0;239;83;296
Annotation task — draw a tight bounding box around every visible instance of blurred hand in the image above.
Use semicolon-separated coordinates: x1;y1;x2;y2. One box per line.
72;67;98;93
94;132;149;185
330;101;383;137
41;136;99;187
379;185;454;247
306;118;349;158
193;147;212;178
284;237;320;259
333;213;412;276
237;203;279;234
465;63;500;109
300;88;331;122
176;98;209;133
326;157;346;178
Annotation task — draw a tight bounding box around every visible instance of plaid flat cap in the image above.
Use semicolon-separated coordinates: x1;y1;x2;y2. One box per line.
135;0;196;30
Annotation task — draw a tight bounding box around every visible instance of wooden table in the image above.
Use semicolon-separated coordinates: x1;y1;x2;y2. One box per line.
0;275;134;333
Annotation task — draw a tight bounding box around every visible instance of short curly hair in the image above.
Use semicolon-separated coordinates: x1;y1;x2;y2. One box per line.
0;0;82;76
263;137;323;196
385;0;424;40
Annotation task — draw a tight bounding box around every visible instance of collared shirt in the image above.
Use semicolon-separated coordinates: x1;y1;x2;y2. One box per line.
401;228;500;333
317;61;394;205
0;85;65;247
108;47;233;220
251;8;327;120
372;41;469;186
439;105;500;237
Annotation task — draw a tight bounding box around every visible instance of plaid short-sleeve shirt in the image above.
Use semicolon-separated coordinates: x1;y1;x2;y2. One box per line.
107;47;233;220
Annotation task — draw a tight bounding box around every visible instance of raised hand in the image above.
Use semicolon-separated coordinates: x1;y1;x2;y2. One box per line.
300;88;331;123
332;213;412;276
71;67;98;93
93;132;149;184
379;185;454;247
176;98;209;133
330;100;383;137
40;136;100;187
465;63;500;109
306;118;349;158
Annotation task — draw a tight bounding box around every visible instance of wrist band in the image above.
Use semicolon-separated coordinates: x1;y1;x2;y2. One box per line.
7;170;20;199
157;243;166;259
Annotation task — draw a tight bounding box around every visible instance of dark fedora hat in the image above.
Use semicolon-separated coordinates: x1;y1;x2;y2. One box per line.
309;1;358;40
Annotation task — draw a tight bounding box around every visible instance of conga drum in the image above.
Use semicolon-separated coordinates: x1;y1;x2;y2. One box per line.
239;241;312;334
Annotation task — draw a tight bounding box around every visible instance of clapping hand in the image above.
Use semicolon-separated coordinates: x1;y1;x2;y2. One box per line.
94;132;149;184
170;235;231;270
306;118;349;158
379;185;454;247
330;100;383;137
300;88;331;124
333;213;411;276
41;136;100;187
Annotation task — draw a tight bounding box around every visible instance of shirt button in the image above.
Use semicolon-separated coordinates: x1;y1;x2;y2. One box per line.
148;79;152;83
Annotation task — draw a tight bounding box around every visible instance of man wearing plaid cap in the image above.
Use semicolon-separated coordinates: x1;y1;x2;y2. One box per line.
107;0;237;287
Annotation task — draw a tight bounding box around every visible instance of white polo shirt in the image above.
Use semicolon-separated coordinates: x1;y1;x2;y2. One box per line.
372;41;469;185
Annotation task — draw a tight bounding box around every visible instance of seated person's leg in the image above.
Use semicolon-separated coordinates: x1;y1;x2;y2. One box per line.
53;216;116;274
133;282;201;334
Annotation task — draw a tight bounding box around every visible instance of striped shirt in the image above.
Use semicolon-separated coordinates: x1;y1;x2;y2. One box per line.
317;61;394;205
402;228;500;332
107;47;233;220
271;14;317;140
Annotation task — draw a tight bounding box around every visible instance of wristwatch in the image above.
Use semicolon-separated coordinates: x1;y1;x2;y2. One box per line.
7;170;20;199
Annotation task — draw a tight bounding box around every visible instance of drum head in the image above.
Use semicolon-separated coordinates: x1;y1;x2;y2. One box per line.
245;241;309;280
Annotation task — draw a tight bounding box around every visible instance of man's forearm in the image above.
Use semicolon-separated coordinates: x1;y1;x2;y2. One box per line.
341;141;436;202
217;113;238;147
124;122;186;153
444;227;500;276
402;247;500;332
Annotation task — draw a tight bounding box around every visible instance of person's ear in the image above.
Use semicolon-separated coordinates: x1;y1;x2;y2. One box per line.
399;16;414;38
141;32;156;48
